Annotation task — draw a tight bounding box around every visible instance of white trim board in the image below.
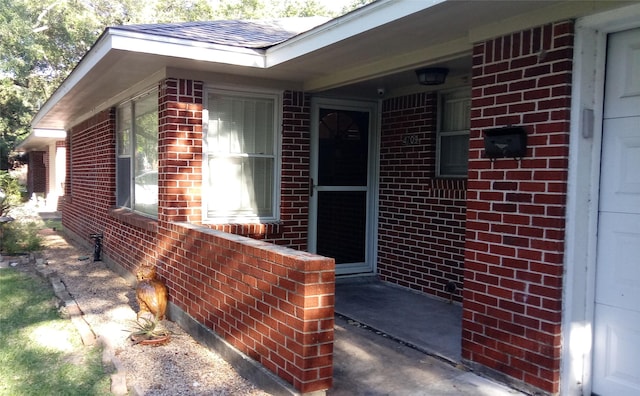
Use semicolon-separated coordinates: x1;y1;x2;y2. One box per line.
562;4;640;396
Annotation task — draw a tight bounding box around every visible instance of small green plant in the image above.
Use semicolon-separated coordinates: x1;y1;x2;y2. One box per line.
44;218;63;232
126;316;170;345
0;220;43;254
0;171;23;217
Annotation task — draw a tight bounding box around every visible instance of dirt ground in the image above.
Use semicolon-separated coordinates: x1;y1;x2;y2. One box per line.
3;223;271;396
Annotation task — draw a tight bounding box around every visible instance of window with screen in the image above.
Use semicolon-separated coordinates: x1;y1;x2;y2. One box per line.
204;89;279;222
116;89;158;217
438;89;470;178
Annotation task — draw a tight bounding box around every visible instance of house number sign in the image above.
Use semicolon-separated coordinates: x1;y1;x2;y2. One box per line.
402;134;420;146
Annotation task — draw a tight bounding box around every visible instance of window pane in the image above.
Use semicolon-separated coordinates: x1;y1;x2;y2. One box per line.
318;109;369;186
116;105;132;207
115;90;158;216
117;106;132;156
440;134;469;176
208;94;274;155
133;93;158;216
205;91;276;220
439;89;470;177
441;95;470;132
116;157;130;207
207;156;273;217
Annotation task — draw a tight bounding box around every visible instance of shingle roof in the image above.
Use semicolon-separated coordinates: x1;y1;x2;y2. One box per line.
111;17;330;49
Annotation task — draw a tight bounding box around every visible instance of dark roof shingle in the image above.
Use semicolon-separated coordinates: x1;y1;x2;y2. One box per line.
112;18;329;49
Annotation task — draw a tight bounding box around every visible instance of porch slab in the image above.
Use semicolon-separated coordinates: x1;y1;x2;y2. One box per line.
333;279;524;395
330;315;521;396
335;279;462;363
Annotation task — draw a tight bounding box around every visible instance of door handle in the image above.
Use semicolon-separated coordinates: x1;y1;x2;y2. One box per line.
309;177;314;197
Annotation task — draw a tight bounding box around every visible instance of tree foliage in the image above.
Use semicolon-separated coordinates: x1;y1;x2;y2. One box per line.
0;0;373;170
0;170;23;217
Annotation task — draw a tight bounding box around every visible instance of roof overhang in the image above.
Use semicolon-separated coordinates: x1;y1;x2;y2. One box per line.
15;129;66;152
31;0;635;131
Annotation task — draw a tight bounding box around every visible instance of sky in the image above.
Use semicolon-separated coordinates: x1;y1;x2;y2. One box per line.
317;0;354;13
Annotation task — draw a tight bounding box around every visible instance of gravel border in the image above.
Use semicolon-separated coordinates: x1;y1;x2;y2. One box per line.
25;229;275;396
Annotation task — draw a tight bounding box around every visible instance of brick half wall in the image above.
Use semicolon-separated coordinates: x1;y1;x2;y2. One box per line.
158;222;335;394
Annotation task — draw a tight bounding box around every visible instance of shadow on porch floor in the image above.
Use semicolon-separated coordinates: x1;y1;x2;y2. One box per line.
335;279;462;363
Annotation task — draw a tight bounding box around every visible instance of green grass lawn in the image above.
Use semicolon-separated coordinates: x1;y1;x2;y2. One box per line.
0;268;112;396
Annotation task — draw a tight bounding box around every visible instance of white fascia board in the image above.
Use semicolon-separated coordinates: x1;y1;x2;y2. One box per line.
108;29;267;67
265;0;447;67
31;29;267;129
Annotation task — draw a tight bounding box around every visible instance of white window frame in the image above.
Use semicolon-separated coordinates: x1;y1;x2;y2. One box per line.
202;87;281;224
115;88;159;218
436;88;471;178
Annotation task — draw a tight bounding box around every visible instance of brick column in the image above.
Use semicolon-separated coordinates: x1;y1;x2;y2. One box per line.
463;21;574;394
157;78;203;225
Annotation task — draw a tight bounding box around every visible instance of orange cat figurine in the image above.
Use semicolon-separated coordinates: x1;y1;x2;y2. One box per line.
135;265;168;321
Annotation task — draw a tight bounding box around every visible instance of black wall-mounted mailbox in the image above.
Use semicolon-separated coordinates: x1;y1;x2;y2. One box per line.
483;126;527;159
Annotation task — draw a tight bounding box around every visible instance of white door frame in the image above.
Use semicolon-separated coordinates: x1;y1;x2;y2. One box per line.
562;4;640;395
308;97;380;276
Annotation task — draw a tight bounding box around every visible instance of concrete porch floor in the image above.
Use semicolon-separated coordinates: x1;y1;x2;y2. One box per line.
331;279;526;395
335;280;462;363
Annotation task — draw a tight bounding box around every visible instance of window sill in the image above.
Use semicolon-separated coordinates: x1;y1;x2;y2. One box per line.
109;207;158;233
204;222;281;239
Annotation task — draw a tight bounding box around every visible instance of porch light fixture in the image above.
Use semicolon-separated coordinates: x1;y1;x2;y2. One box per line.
415;67;448;85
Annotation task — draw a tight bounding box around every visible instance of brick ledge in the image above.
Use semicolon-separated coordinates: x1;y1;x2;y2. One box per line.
108;207;158;233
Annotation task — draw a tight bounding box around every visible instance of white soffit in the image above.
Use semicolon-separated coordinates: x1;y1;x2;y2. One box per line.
468;1;638;42
15;129;66;151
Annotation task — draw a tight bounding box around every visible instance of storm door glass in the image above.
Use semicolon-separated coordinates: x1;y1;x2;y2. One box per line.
315;109;369;265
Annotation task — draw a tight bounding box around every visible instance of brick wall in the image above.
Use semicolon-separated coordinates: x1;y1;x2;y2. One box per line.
158;78;204;225
63;80;333;394
155;81;332;393
463;21;573;394
378;93;467;301
63;108;158;274
27;150;47;195
64;109;115;239
160;222;335;393
277;91;311;250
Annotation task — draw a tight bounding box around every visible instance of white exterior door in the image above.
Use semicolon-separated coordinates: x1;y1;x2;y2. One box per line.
592;27;640;396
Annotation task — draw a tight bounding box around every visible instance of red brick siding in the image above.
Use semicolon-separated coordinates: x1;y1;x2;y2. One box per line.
27;151;47;195
378;93;467;301
160;222;334;393
158;78;203;225
463;21;573;394
43;149;50;194
276;91;311;250
63;108;158;274
64;80;332;393
155;82;331;393
64;111;114;239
